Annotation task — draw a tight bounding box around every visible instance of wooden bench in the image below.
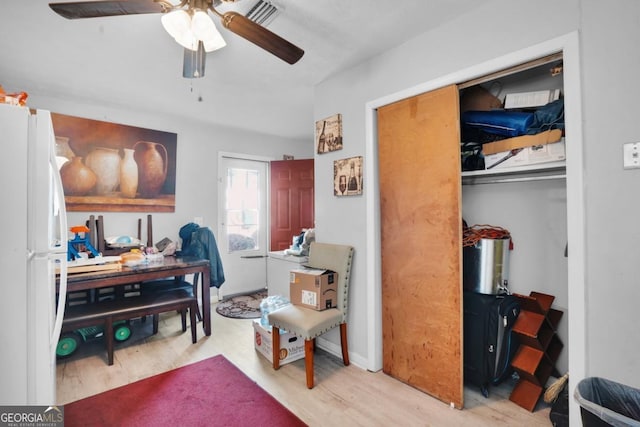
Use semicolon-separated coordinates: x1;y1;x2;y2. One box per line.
62;289;198;365
139;273;202;321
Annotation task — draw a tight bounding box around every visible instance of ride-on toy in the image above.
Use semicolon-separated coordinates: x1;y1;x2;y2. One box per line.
56;321;132;358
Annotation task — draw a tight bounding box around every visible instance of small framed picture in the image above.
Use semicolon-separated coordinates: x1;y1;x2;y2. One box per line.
315;113;343;154
333;156;363;196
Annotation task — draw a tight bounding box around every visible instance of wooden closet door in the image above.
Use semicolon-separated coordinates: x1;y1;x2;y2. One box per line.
377;84;463;408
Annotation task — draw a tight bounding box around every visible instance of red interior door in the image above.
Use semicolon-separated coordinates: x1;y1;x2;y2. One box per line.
270;159;314;251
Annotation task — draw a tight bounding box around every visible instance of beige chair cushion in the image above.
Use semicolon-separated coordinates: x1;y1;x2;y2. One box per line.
268;305;343;340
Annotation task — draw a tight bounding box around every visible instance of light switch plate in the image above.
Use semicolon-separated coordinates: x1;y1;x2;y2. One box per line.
623;142;640;169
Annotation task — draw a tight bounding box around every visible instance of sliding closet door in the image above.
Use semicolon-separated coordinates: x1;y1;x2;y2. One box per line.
377;84;463;408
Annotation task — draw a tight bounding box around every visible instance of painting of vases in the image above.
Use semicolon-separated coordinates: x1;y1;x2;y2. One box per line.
51;113;177;213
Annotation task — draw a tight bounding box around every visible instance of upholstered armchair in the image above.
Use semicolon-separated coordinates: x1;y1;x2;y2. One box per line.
267;242;354;388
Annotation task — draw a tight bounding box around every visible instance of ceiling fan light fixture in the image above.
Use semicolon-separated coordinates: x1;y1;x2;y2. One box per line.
192;10;226;52
191;10;215;39
162;8;226;52
161;10;191;40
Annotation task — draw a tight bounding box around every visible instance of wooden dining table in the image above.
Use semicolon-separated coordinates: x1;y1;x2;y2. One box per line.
57;256;212;336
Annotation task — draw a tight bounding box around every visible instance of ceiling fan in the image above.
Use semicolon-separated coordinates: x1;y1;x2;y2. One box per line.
49;0;304;77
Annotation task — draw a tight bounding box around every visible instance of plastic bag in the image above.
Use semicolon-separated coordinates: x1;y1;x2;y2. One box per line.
259;295;291;327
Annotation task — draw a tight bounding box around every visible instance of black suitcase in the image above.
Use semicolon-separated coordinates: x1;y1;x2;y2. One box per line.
463;291;520;397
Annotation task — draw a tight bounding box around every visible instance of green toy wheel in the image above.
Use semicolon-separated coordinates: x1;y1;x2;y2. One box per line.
114;324;132;342
57;333;80;357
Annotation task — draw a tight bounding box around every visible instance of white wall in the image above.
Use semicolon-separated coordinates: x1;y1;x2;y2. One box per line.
580;0;640;383
29;94;312;276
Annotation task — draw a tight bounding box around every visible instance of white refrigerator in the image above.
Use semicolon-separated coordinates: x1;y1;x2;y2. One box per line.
0;103;68;405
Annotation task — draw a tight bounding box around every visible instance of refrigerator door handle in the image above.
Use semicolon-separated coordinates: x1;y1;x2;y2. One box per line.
51;253;67;349
47;113;68;349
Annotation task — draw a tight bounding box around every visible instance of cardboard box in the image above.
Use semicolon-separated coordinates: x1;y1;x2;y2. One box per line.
482;129;562;155
504;89;561;109
289;268;338;311
485;139;566;170
253;319;304;365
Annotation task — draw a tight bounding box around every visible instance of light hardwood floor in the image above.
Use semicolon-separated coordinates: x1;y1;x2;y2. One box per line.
56;303;553;426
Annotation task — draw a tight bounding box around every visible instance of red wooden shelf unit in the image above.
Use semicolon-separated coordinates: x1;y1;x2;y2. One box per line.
509;291;564;412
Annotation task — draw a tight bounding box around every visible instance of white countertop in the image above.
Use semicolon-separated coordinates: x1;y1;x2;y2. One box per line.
268;251;308;263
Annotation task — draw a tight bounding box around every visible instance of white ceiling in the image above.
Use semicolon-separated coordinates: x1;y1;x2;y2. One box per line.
0;0;491;140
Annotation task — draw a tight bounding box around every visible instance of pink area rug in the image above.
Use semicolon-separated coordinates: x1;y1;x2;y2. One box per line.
64;355;306;426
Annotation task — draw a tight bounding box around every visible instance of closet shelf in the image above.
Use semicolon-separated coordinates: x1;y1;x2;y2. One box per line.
461;162;565;185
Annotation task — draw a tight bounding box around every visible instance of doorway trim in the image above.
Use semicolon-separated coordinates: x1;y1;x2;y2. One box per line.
364;31;585;414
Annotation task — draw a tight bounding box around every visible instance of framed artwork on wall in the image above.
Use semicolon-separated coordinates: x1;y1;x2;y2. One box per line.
333;156;363;196
51;113;177;212
315;113;343;154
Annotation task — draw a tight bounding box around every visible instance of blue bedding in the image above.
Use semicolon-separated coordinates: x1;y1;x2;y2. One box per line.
462;110;535;137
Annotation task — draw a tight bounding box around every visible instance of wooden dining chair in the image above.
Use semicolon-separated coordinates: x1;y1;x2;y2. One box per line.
90;214;149;256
